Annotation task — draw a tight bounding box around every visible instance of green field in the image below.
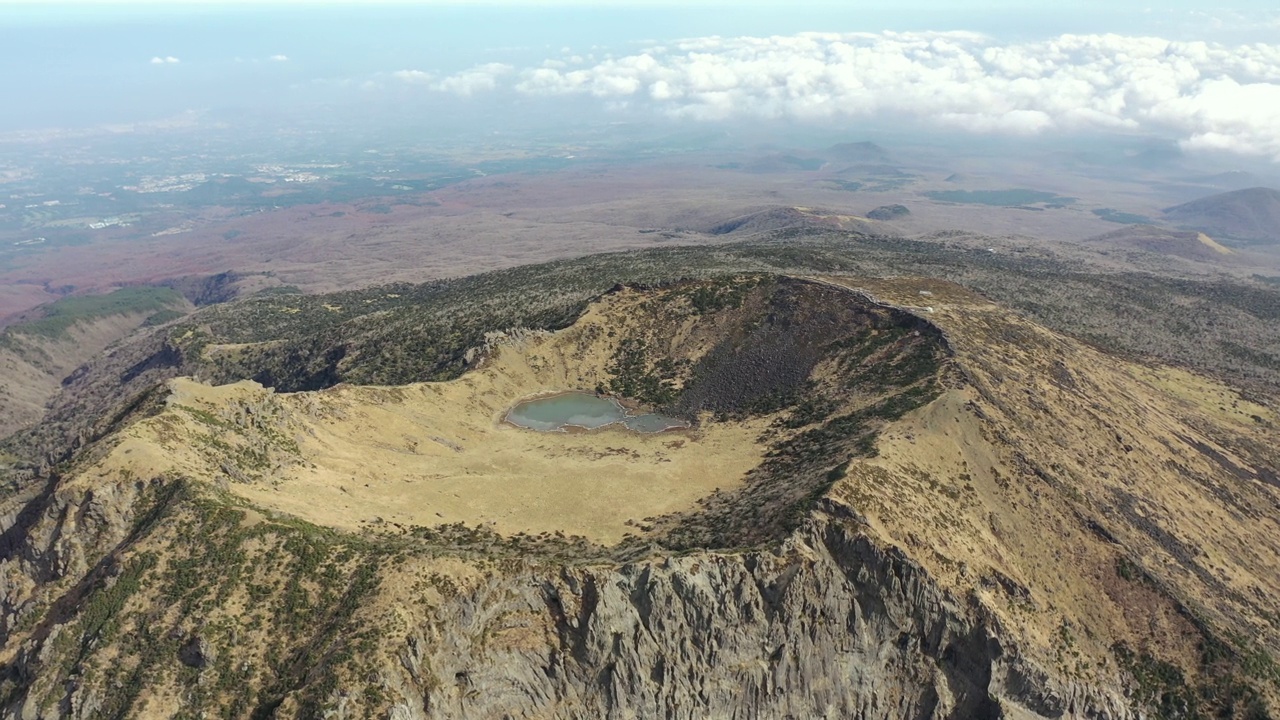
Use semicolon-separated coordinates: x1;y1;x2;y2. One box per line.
924;189;1076;206
827;180;863;191
1093;208;1153;224
5;286;184;339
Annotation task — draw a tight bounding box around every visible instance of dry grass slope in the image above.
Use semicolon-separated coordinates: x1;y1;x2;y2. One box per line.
819;275;1280;713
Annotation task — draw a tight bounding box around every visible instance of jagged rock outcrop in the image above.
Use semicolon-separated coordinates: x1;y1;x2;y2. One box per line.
384;517;1133;720
0;474;1135;720
0;475;164;647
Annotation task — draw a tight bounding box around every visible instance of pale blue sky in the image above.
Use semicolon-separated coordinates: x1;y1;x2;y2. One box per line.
2;0;1278;152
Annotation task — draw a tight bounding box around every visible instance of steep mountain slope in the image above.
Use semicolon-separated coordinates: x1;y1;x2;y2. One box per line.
819;277;1280;705
0;274;269;440
1164;187;1280;244
0;288;192;438
0;272;1277;719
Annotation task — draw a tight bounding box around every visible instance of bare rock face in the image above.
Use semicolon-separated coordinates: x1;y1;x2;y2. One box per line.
0;476;158;646
178;635;215;670
0;475;1135;720
385;517;1132;720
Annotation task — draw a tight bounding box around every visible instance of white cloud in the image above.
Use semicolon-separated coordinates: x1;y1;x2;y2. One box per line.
269;54;289;62
150;56;180;64
392;69;433;84
433;63;514;96
390;65;515;95
483;31;1280;161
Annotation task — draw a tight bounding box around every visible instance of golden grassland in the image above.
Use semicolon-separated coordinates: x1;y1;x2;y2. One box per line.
818;275;1280;683
85;290;774;545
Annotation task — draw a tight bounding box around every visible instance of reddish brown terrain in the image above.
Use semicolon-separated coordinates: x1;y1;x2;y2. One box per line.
4;157;1279;326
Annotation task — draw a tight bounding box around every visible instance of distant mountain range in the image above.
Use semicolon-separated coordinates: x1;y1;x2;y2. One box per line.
1192;171;1265;191
823;141;890;163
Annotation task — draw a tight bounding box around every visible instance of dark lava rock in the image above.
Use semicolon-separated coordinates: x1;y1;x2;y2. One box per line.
867;204;911;221
179;636;216;669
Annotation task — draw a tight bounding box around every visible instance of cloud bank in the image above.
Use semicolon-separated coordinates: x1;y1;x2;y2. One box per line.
393;63;515;96
150;56;180;64
430;32;1280;161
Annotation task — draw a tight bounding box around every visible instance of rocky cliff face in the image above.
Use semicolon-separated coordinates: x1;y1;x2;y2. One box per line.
384;515;1134;720
0;474;165;656
0;473;1135;720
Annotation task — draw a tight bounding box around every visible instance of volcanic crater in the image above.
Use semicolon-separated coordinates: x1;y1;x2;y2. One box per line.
92;276;948;549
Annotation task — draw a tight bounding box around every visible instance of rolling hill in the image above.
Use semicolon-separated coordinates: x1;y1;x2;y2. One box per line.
1163;187;1280;244
1086;224;1234;262
703;206;894;236
824;141;891;164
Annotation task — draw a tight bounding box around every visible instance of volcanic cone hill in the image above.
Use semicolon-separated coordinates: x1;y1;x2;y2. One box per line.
824;141;891;164
0;266;1278;719
64;277;948;549
1086;224;1234;262
704;206;891;237
1164;187;1280;244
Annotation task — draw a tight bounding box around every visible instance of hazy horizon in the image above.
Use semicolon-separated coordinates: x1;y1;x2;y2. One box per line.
2;2;1279;167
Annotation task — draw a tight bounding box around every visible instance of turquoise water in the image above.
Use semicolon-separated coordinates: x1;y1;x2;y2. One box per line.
505;391;687;433
622;413;688;433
